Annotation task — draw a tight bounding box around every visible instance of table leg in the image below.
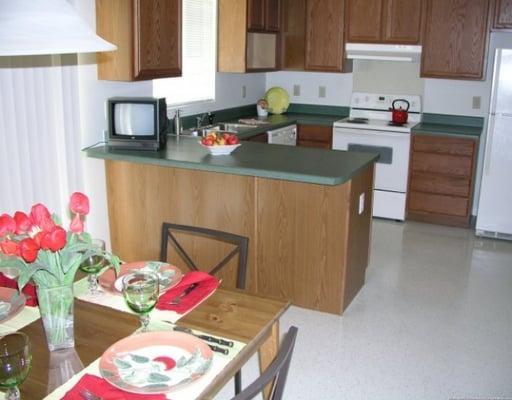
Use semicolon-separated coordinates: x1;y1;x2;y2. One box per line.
258;321;279;400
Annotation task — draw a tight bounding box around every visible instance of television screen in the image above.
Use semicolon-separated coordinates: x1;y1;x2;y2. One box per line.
114;103;155;136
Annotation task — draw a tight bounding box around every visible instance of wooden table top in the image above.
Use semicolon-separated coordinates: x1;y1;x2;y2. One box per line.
18;288;290;399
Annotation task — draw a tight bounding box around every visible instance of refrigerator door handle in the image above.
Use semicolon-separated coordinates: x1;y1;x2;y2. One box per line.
484;116;495;175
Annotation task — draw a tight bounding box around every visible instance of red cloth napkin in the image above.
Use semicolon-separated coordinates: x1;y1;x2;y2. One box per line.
0;272;38;306
62;374;166;400
156;271;219;314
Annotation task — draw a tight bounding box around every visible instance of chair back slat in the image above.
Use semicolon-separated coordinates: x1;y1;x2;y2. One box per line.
230;326;298;400
160;222;249;290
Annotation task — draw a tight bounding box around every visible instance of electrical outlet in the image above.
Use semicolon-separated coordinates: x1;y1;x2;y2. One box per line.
358;193;365;215
242;85;247;98
319;86;326;98
472;96;481;109
293;84;301;96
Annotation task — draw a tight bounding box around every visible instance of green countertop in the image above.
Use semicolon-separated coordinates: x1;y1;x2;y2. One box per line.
411;113;484;138
85;135;378;186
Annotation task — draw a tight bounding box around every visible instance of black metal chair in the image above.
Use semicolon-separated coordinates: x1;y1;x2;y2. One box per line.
230;326;299;400
160;222;249;393
159;222;249;289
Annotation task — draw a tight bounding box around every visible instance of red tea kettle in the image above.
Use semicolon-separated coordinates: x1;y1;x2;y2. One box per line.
389;99;410;125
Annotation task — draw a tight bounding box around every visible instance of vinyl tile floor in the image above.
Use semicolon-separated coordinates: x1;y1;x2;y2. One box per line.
216;219;512;400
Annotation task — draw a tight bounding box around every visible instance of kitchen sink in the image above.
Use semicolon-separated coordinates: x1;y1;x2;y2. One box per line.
180;122;256;136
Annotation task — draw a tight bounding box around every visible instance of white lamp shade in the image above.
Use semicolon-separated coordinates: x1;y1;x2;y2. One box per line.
0;0;117;56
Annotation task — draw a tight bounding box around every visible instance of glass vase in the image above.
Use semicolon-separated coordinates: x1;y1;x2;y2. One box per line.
36;284;75;351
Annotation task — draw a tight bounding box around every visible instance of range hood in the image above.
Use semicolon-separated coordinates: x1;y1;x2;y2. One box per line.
346;43;422;62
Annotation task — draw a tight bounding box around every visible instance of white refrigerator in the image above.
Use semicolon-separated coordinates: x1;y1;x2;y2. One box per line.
476;49;512;240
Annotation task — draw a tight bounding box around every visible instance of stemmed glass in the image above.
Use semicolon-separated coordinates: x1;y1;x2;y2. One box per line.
0;332;32;400
79;239;107;295
122;271;159;333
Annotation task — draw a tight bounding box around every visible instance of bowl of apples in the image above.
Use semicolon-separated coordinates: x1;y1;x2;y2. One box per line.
199;132;241;155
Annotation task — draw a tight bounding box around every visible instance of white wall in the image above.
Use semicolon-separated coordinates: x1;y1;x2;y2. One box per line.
266;71;353;106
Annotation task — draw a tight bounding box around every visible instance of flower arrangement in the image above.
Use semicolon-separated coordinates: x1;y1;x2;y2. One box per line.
0;192;120;291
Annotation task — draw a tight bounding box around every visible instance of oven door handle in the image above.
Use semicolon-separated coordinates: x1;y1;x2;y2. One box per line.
333;128;410;139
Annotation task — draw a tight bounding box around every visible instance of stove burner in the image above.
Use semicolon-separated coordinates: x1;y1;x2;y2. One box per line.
347;118;369;124
388;121;406;127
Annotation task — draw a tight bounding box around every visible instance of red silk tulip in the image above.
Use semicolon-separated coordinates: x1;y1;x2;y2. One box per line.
69;214;84;234
40;226;66;252
0;214;16;237
19;238;39;262
13;211;32;234
0;240;20;256
30;204;55;232
69;192;89;215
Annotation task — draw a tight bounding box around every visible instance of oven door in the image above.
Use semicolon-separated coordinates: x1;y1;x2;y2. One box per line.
332;128;411;192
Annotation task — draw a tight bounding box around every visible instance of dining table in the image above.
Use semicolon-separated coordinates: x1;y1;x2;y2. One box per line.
13;287;290;400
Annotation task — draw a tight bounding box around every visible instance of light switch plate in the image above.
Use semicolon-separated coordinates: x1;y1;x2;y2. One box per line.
319;86;326;98
472;96;481;109
293;84;301;96
358;193;365;215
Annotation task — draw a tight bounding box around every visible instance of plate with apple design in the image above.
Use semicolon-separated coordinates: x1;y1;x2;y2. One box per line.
99;331;213;394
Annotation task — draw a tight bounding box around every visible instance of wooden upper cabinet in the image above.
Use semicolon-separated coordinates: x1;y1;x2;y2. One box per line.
281;0;306;70
346;0;422;44
382;0;423;43
247;0;265;30
219;0;278;72
421;0;491;80
305;0;347;72
247;0;280;32
346;0;383;42
96;0;181;81
265;0;281;31
494;0;512;29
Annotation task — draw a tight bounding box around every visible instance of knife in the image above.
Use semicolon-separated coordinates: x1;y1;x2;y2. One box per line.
173;326;234;348
169;282;199;304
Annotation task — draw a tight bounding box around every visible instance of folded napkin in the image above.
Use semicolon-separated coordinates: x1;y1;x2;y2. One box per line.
156;271;219;314
0;272;38;306
62;374;166;400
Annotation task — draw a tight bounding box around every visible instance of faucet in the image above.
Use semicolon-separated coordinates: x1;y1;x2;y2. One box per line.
195;112;215;129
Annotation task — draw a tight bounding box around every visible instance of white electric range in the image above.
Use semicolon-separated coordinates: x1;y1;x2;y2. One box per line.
333;92;422;221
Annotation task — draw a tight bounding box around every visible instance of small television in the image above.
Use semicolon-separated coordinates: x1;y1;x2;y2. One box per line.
107;97;168;150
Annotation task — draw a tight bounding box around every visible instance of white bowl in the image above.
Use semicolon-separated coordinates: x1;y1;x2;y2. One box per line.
199;142;241;155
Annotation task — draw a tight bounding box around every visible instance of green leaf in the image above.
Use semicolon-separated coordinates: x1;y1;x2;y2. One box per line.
130;354;150;364
147;373;171;383
114;358;132;369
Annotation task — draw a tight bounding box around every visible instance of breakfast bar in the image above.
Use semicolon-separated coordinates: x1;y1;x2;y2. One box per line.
86;136;378;314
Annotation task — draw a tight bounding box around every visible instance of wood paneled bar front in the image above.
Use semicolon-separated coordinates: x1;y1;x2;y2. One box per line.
88;138;377;314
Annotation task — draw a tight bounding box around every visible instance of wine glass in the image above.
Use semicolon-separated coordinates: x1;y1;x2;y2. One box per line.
79;239;107;295
0;332;32;400
122;271;159;332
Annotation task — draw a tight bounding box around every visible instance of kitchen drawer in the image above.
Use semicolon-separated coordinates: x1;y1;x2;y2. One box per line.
298;139;331;149
297;125;332;143
408;191;469;217
413;134;475;156
409;172;471;197
412;152;473;177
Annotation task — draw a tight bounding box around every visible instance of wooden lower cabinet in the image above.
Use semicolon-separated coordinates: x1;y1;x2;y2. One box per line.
297;124;332;149
407;133;478;227
105;160;374;314
245;132;268;142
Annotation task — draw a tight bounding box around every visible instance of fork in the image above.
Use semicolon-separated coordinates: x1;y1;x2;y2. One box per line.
169;282;199;304
80;389;103;400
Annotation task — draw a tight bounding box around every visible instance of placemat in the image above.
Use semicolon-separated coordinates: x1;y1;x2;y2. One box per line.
74;276;216;324
42;320;246;400
0;306;40;335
